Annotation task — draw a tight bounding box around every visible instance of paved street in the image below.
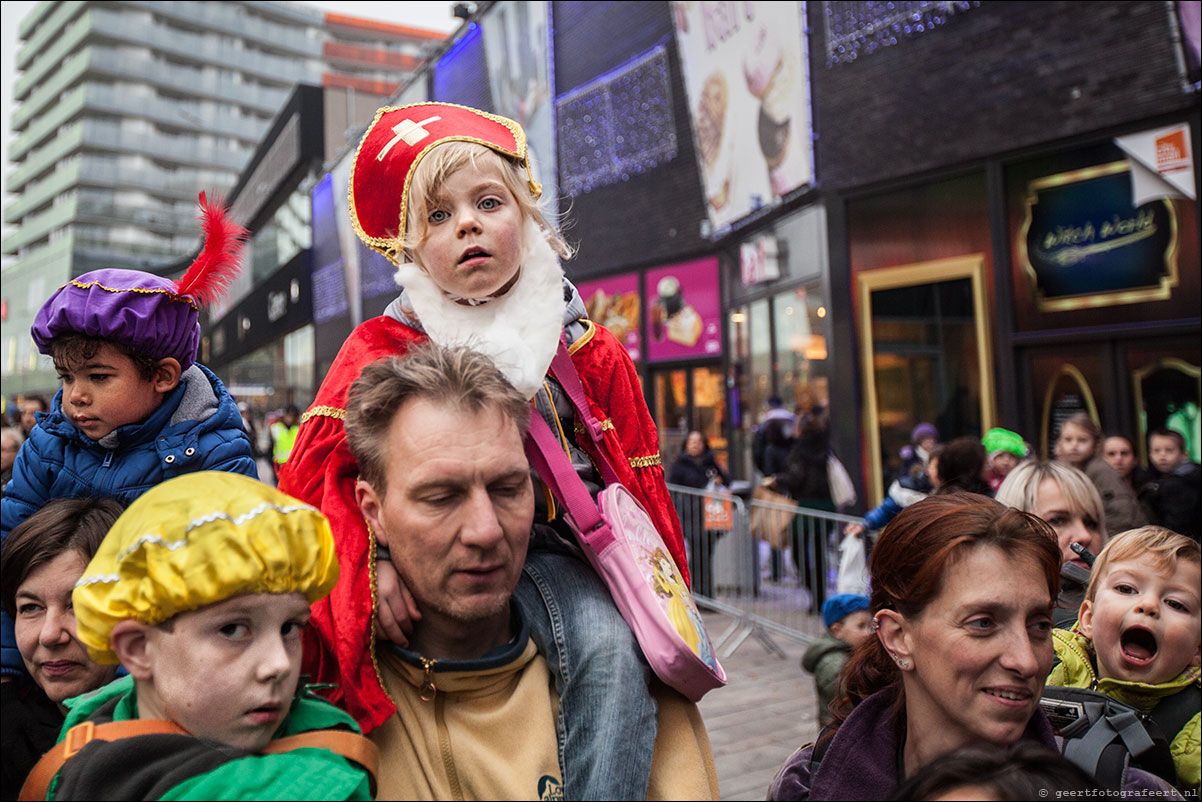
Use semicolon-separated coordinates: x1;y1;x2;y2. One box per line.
697;610;820;801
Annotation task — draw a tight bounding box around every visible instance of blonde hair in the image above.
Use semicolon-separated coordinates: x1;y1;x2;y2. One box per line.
402;141;572;263
1085;526;1201;601
995;460;1107;542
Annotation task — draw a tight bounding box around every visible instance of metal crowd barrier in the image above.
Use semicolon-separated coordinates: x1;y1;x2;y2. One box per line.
667;483;864;659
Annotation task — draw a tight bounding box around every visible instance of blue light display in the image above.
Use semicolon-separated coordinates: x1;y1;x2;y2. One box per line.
556;43;677;197
433;23;492;111
823;0;980;65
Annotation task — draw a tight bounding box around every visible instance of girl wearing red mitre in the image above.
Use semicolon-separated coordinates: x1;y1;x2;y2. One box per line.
281;103;688;800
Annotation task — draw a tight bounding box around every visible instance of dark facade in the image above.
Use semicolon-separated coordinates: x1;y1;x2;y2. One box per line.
812;2;1195;192
273;0;1200;502
806;1;1200;499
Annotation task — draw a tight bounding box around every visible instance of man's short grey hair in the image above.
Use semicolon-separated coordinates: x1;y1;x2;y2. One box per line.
345;342;531;492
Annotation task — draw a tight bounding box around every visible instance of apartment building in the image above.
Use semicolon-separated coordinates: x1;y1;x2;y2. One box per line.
1;0;445;394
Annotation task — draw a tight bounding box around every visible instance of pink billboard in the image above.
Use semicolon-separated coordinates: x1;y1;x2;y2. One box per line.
644;257;723;362
577;271;643;362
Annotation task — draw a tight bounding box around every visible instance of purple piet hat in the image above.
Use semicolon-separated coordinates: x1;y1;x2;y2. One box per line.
32;194;246;371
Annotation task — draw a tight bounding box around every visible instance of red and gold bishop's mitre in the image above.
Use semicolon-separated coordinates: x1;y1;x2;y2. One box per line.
349;102;540;266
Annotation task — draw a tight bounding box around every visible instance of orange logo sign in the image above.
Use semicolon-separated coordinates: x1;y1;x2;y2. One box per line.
1154;128;1190;174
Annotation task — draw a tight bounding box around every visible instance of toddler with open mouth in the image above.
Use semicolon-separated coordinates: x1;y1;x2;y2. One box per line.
1048;525;1201;793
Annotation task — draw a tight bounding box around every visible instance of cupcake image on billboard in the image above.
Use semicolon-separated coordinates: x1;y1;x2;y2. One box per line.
651;275;703;347
672;1;813;232
645;258;723;362
743;23;805;198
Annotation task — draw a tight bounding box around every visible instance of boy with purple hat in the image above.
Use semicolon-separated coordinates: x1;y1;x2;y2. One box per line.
1;194;258;681
899;422;939;480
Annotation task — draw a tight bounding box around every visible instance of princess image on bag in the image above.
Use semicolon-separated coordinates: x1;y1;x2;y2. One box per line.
646;547;716;670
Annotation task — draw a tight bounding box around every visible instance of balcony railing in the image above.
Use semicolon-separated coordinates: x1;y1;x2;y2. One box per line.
3;161;82;224
16;1;85;70
14;10;90;99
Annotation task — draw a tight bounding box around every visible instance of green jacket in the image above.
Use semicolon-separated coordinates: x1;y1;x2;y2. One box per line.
1049;627;1200;794
801;631;851;728
271;422;299;465
47;675;372;800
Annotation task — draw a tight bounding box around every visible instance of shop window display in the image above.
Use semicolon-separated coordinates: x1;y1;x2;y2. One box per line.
728;283;830;479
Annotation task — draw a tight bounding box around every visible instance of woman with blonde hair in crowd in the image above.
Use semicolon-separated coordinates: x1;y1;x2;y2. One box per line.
995;460;1107;629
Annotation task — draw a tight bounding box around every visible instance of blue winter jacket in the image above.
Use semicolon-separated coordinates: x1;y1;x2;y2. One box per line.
1;363;257;676
861;473;933;531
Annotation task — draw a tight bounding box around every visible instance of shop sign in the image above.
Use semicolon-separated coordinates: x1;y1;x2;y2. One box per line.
1019;160;1179;312
644;257;723;362
1114;123;1195;204
739;236;781;286
576;271;643;362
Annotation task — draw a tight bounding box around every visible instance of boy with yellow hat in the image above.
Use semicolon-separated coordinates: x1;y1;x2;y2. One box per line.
20;472;377;801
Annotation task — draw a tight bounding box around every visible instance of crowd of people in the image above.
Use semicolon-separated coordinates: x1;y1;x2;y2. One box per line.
0;101;1197;801
743;403;1200;799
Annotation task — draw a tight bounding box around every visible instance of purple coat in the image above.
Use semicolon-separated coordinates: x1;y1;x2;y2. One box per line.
767;686;1183;800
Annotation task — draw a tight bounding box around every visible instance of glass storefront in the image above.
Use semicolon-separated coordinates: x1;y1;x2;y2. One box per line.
773;288;830;415
728;280;831;479
652;364;727;471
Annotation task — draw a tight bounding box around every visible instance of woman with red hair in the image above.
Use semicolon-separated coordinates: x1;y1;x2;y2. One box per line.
767;492;1178;799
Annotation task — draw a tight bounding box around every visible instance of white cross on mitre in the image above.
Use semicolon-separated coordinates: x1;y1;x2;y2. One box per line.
376;115;442;162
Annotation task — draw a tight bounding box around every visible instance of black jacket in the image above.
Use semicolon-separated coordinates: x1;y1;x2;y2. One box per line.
1148;461;1201;541
668;452;728;490
774;431;831;503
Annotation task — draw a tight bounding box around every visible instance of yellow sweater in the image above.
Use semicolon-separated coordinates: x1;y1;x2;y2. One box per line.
370;638;720;800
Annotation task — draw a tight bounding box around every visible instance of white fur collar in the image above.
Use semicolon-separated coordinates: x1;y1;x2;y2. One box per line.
393;219;565;400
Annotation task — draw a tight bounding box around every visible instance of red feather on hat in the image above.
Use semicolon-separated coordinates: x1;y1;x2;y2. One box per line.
174;192;248;306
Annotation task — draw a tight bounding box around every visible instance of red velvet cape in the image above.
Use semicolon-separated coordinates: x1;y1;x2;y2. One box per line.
279;315;686;733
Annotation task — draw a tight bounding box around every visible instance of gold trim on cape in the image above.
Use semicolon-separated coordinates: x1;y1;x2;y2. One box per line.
301;405;345;424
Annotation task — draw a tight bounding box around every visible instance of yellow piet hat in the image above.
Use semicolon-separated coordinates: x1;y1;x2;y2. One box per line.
73;472;339;665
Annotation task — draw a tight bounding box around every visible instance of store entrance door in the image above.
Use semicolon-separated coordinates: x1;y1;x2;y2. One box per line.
1021;336;1201;464
856;255;996;504
649;364;728;471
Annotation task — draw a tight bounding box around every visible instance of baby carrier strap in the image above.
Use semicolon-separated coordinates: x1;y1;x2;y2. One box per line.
19;719;380;801
1146;682;1201;749
1040;685;1179;791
